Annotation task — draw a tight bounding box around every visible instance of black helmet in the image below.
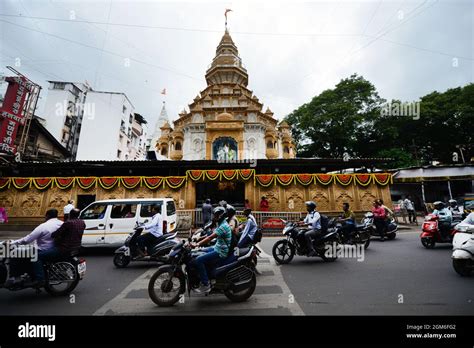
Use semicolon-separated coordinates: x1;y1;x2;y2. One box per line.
448;199;457;207
305;201;316;212
219;200;228;208
433;201;445;210
226;204;236;217
213;206;227;223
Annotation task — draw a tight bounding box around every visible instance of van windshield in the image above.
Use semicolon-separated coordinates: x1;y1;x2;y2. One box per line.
81;203;107;220
140;202;163;218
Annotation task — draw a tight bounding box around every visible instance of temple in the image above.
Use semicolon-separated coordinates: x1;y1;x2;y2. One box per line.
151;29;296;161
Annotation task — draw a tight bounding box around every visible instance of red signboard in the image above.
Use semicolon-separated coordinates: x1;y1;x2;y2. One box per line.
261;218;286;230
0;76;31;154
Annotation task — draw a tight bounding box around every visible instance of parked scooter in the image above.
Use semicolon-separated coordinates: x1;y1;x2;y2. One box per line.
272;220;340;264
451;221;474;276
148;239;257;306
113;222;179;268
364;212;397;240
0;241;86;296
420;214;458;249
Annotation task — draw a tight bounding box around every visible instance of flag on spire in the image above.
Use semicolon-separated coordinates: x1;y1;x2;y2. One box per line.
225;9;232;27
161;88;166;95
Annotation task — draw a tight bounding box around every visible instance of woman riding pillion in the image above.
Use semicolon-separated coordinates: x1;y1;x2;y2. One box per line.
190;206;232;294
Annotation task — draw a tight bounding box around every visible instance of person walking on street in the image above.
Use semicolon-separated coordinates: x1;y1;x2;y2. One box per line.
63;200;75;221
404;195;416;224
202;199;212;226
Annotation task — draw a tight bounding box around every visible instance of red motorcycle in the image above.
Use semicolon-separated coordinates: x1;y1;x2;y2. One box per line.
420;214;458;249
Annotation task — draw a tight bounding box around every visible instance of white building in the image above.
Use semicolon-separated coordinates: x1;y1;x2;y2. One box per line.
42;81;148;161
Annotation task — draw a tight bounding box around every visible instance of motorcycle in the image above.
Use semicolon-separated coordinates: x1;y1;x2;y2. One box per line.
0;241;86;296
420;214;458;249
329;217;371;249
451;221;474;276
113;222;179;268
271;220;340;264
364;212;398;240
147;240;257;306
190;221;215;245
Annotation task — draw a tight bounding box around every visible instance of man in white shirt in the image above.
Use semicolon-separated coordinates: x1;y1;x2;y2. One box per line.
403;195;416;224
300;201;321;256
137;205;163;256
63;200;75;221
10;209;63;286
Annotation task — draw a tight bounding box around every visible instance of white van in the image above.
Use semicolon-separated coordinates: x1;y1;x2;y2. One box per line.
79;198;177;247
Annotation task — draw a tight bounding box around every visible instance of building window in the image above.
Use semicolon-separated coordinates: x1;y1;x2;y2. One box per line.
267;140;273;149
52;82;66;90
117;150;122;158
175;142;182;151
122;105;127;114
129;114;133;123
284;146;289;153
161;147;168;156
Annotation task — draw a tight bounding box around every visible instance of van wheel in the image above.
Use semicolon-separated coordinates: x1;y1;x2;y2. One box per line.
113;254;131;268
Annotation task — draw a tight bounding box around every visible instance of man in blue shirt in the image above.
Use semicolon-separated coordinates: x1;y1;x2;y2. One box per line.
238;208;257;248
432;201;452;240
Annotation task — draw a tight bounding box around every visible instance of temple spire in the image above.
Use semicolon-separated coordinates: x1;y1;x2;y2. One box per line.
224;9;232;30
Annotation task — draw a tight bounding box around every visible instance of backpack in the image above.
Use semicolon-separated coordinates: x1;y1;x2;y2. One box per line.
320;214;329;233
253;228;263;243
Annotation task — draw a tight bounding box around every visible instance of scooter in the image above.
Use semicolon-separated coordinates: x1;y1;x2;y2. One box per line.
420;214;459;249
329;217;371;249
113;222;179;268
0;241;86;296
365;212;398;240
451;221;474;276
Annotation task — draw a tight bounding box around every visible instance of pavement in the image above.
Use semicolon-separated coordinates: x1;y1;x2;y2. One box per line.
0;226;472;315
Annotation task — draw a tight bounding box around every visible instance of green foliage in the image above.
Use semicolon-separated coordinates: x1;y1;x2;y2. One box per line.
285;74;473;167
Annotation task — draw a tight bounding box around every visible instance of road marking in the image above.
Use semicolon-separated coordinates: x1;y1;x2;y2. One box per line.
94;253;304;315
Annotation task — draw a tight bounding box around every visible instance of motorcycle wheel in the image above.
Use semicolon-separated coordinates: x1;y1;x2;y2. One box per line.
321;241;338;262
224;273;256;303
148;267;185;307
387;232;396;240
272;240;295;265
363;238;370;249
113;253;131;268
452;259;472;277
44;262;80;296
421;237;435;249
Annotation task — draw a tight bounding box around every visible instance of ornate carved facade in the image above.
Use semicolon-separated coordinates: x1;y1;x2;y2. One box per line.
151;29;296;161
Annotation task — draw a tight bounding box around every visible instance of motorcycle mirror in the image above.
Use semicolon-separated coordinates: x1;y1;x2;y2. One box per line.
144;219;149;223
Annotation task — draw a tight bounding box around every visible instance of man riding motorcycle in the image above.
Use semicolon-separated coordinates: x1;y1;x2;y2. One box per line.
448;199;464;220
338;202;356;242
237;208;258;248
432;201;452;240
191;206;232;294
8;209;63;287
300;201;321;257
137;205;163;256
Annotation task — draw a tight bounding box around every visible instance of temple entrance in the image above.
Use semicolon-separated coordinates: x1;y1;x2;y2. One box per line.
195;181;245;209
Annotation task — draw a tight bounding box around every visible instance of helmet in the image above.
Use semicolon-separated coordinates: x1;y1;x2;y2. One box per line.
213;206;227;223
219;200;228;208
433;201;445;210
226;204;236;217
448;199;457;207
305;201;316;212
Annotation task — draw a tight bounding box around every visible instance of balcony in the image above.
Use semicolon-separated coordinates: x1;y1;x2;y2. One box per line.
131;121;143;136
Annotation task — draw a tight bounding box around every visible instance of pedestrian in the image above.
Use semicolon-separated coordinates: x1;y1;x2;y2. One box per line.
202;199;213;227
244;199;251;210
259;196;269;212
403;195;416;224
0;207;8;224
398;198;408;224
63;200;75;221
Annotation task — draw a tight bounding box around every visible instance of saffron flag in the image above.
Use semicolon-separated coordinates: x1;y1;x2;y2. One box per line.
161;88;166;95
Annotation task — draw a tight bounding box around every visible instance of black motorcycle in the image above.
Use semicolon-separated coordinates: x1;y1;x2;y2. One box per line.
113;222;179;268
272;221;340;264
364;212;398;240
329;218;371;249
148;240;257;307
0;241;86;296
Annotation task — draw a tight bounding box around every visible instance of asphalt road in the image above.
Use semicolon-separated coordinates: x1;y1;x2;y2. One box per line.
0;227;472;315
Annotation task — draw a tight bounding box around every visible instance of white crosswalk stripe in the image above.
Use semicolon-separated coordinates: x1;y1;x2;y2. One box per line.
94;251;304;315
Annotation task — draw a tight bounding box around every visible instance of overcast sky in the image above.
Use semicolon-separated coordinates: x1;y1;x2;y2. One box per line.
0;0;472;133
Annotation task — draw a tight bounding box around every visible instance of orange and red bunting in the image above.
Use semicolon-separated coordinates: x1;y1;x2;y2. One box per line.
239;169;254;181
295;174;314;186
205;170;220;181
143;177;163;189
255;174;274;187
373;173;392;186
315;174;333;186
165;176;186;189
335;174;353;186
0;178;10;189
355;174;372;186
56;177;74;190
276;174;294;186
222;170;237;180
188;170;203;181
121;177;141;189
99;177;119;190
32;178;53;190
11;178;31;189
76;177;97;190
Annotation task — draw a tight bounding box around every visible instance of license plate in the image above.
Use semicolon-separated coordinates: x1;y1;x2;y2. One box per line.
78;261;86;278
